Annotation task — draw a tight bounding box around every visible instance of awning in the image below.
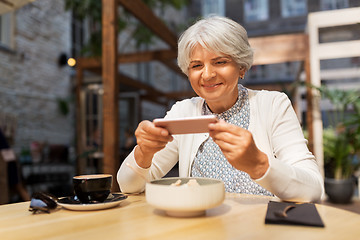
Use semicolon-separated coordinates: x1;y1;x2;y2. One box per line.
0;0;37;15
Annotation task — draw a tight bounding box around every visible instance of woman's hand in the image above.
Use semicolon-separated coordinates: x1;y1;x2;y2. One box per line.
208;119;269;179
134;120;173;168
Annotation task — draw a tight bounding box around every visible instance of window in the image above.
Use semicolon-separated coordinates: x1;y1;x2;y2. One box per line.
320;0;349;11
71;13;89;58
202;0;225;16
244;0;269;22
281;0;307;18
0;12;14;49
84;84;103;150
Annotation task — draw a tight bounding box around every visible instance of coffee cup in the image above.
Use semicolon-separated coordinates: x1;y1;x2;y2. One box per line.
73;174;113;203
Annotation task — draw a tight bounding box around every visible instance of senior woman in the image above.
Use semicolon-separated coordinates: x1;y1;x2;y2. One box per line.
117;16;324;202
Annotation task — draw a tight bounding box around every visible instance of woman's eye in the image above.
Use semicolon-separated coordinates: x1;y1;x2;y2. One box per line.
190;64;201;69
216;61;227;65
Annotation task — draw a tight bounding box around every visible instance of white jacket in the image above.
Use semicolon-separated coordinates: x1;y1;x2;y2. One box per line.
117;89;324;202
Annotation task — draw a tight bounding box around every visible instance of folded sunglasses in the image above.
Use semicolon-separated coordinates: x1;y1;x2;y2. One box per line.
29;192;58;214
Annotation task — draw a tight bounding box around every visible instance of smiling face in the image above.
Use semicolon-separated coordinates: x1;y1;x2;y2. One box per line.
188;44;245;113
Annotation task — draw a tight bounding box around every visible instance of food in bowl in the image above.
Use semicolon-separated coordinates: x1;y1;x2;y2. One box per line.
170;179;200;187
146;177;225;217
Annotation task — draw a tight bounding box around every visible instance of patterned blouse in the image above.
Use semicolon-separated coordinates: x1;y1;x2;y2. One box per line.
191;84;273;196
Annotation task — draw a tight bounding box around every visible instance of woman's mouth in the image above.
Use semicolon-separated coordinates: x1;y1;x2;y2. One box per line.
203;83;222;89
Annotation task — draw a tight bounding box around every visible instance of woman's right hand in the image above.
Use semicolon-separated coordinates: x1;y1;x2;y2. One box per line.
134;120;173;168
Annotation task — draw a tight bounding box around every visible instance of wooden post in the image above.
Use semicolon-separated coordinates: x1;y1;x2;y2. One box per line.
0;156;9;204
305;53;314;155
75;64;86;175
102;0;119;190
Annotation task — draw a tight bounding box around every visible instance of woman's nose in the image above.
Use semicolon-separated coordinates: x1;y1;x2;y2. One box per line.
202;65;216;81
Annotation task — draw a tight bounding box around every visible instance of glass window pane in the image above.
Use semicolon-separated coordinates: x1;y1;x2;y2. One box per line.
320;0;349;11
0;17;2;42
244;0;269;22
202;0;225;16
281;0;307;18
0;13;12;48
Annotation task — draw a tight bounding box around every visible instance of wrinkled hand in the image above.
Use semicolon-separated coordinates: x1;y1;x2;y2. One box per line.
134;120;173;168
208;119;269;179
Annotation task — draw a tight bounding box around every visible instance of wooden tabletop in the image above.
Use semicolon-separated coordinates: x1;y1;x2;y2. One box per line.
1;193;360;240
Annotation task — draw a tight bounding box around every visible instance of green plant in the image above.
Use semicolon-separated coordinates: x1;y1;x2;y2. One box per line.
319;86;360;179
57;98;70;116
64;0;190;56
323;127;355;179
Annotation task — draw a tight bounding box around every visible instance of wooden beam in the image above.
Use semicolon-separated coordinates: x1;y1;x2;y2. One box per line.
119;49;176;63
118;73;167;100
76;49;184;77
77;49;176;68
249;33;308;65
160;60;186;77
308;7;360;28
118;73;195;103
77;57;102;69
118;0;178;49
316;40;360;60
0;0;14;7
102;0;119;189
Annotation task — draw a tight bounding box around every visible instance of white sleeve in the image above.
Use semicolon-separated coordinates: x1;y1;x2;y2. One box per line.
117;98;204;193
254;92;324;202
117;137;179;193
117;147;148;193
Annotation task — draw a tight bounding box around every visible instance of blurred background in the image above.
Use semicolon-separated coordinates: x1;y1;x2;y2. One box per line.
0;0;359;205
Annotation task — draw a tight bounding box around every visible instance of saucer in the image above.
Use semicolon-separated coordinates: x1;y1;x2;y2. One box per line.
58;193;127;211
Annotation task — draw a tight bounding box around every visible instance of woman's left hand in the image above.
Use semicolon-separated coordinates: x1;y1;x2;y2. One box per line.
208;119;269;179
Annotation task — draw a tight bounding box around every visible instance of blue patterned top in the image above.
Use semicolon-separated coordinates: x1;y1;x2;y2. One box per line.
191;84;273;196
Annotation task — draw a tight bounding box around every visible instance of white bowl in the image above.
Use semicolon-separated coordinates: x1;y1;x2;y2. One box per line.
146;177;225;217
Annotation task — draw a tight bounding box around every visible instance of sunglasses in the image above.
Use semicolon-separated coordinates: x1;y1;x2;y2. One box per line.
29;192;58;214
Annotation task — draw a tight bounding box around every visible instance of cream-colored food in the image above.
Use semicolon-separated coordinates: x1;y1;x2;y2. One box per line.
170;179;200;187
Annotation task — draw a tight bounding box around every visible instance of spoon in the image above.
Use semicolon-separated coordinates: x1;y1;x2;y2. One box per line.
274;205;296;218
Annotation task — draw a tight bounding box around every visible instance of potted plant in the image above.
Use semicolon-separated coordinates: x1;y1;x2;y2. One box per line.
319;86;360;204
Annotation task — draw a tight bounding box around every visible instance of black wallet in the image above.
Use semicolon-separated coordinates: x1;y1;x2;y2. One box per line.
265;201;325;227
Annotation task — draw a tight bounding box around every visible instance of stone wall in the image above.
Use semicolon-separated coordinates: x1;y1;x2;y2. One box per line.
0;0;74;155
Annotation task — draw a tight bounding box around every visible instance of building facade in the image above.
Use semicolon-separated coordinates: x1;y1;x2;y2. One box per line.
0;0;73;155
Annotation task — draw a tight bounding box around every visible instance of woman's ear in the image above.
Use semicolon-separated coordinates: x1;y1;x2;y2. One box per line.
239;67;246;79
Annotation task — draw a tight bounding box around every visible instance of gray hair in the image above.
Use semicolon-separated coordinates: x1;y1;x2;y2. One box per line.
177;15;253;76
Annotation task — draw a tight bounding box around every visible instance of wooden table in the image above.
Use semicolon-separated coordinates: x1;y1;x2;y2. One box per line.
1;193;360;240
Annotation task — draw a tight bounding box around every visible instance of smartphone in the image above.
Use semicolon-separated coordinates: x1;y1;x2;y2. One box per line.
153;115;218;135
